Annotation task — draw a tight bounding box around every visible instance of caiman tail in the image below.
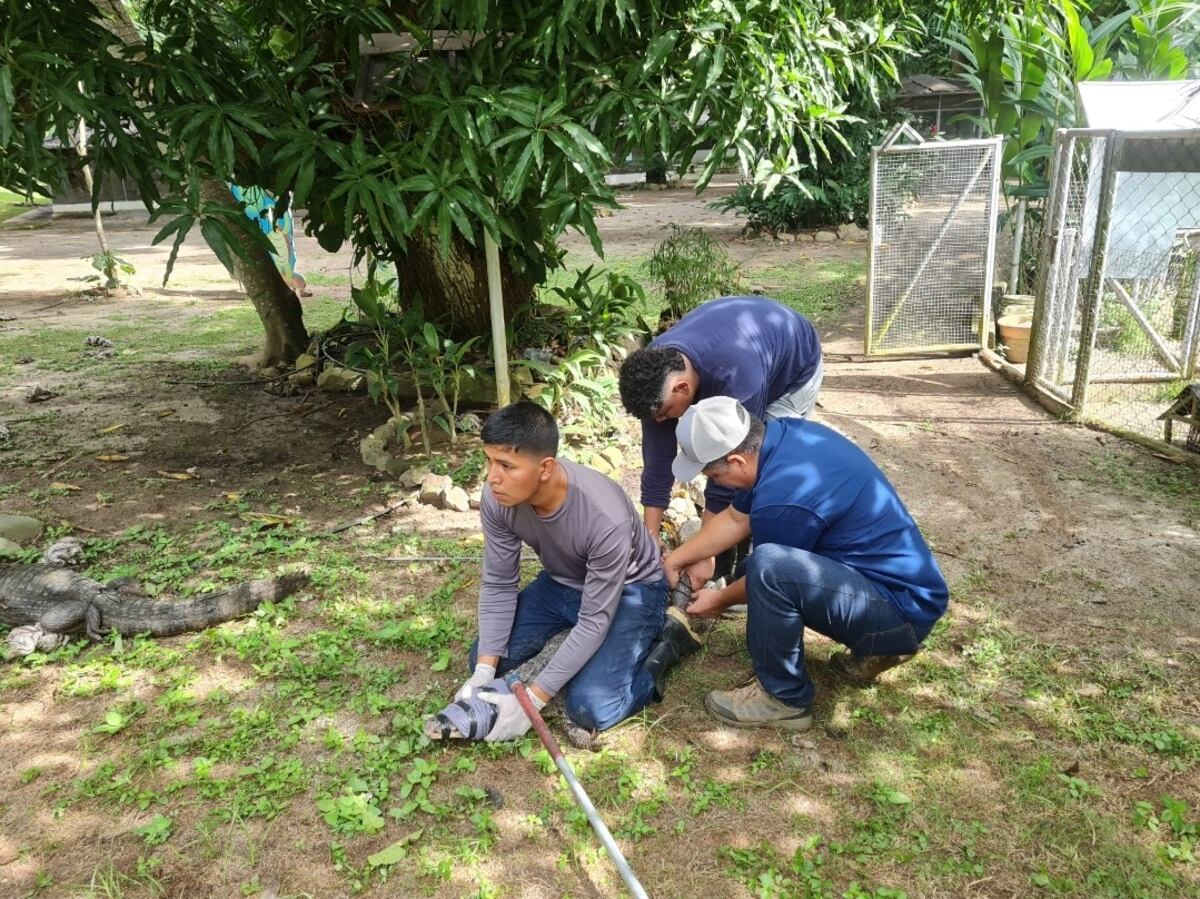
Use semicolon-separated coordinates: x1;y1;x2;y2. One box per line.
104;571;309;636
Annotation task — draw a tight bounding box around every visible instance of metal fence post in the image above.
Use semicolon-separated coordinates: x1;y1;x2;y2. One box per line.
980;136;1003;349
1071;132;1123;413
864;145;880;356
1182;262;1200;379
1026;131;1072;388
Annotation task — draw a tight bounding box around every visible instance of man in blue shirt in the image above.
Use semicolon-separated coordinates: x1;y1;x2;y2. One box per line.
618;297;822;577
661;397;949;732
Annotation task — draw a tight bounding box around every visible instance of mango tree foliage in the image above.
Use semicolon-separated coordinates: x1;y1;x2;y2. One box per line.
2;0;916;349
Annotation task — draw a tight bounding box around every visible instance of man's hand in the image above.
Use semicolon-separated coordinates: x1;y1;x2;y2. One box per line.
686;587;729;619
480;688;546;742
454;662;497;701
661;550;684;588
682;556;715;591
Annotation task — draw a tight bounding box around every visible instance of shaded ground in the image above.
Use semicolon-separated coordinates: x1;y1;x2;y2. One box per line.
1;186;1198;899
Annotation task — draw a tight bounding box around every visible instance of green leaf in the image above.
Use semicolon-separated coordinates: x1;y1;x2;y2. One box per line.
200;219;237;275
367;830;424;867
642;31;679;74
502;142;537;201
559;122;611;165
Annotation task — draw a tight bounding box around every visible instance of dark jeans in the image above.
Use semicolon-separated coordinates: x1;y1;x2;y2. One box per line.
745;543;930;708
468;571;668;731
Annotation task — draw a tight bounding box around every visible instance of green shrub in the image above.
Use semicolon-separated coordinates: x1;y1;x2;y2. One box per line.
646;224;742;322
713;118;887;233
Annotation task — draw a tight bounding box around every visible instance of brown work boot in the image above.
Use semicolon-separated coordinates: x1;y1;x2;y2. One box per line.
829;652;914;685
704;678;813;732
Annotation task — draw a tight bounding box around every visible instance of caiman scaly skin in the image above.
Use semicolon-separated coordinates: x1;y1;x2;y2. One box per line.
0;563;309;640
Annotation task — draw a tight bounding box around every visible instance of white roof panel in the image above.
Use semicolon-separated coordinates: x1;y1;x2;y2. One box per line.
1078;80;1200;130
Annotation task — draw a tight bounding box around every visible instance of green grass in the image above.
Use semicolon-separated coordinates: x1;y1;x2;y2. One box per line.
0;296;348;377
1078;449;1200;524
0;187;50;225
2;520;1195;897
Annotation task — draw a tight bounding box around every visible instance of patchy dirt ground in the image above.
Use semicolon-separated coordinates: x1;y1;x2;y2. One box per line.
1;186;1198;899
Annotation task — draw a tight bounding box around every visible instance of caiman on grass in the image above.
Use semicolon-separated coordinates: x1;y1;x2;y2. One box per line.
1;538;308;657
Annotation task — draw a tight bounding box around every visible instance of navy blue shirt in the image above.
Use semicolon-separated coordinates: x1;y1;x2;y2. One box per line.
640;296;821;512
732;419;949;626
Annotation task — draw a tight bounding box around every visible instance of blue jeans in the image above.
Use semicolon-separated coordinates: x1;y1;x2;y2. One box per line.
468;571;668;731
745;544;930;708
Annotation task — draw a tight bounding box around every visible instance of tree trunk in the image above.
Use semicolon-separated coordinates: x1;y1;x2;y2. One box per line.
395;231;532;340
93;2;306;366
75;116;111;269
199;178;309;367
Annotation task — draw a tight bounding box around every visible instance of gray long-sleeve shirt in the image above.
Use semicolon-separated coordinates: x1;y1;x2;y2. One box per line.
477;459;662;696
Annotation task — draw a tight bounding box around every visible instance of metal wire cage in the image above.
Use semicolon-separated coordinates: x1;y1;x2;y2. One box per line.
1026;128;1200;448
865;131;1002;355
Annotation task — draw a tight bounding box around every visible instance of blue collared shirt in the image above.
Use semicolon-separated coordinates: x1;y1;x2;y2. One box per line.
732;419;949;625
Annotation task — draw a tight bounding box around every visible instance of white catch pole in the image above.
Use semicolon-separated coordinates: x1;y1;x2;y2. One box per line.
484;219;511;406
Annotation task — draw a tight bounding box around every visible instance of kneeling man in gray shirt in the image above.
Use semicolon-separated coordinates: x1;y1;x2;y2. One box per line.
455;402;668;741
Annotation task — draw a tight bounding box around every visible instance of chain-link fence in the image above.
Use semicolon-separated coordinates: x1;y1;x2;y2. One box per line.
866;136;1002;354
1026;129;1200;447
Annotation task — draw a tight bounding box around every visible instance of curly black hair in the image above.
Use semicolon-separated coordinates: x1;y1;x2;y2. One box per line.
618;346;686;419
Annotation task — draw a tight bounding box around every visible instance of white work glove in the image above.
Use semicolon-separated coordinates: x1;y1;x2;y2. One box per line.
454;663;497;701
481;687;546;742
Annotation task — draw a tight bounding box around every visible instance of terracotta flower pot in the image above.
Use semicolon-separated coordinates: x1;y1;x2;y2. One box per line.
997;312;1033;364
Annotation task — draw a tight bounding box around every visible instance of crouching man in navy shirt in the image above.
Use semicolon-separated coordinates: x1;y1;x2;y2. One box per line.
661;397;949;732
618;296;823;578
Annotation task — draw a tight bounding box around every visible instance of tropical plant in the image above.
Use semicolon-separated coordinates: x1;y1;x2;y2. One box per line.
85;249;136;290
347;279;419;450
414;328;479;446
948;0;1200;194
646;225;742;323
515;347;619;432
550;267;650;362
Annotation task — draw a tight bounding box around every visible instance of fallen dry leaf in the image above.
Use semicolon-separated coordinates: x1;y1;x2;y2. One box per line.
157;470;197;481
98;423;127;435
49;482;82;492
239;512;296;526
95;453;129;462
156;409;176;418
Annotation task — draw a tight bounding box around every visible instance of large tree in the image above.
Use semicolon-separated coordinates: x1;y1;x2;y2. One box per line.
1;0;913;362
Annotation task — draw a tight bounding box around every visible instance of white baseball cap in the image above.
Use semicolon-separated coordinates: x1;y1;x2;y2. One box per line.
672;396;752;483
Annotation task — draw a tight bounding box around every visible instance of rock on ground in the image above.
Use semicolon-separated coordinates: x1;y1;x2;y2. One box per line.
0;514;42;543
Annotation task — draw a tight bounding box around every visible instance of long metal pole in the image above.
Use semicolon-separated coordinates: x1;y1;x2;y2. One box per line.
1072;132;1123;412
484;219;511;406
980;137;1003;350
1026;131;1073;387
1008;197;1027;294
864;146;879;355
511;682;650;899
1180;258;1200;379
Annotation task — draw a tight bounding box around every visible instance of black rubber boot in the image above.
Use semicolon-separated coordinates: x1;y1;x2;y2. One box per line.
643;608;704;701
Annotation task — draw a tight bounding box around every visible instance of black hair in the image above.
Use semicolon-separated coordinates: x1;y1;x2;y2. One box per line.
618;346;686;419
703;412;766;475
480;401;559;458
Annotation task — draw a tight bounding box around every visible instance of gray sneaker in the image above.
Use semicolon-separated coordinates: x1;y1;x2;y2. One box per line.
704;679;813;732
829;652;914;685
